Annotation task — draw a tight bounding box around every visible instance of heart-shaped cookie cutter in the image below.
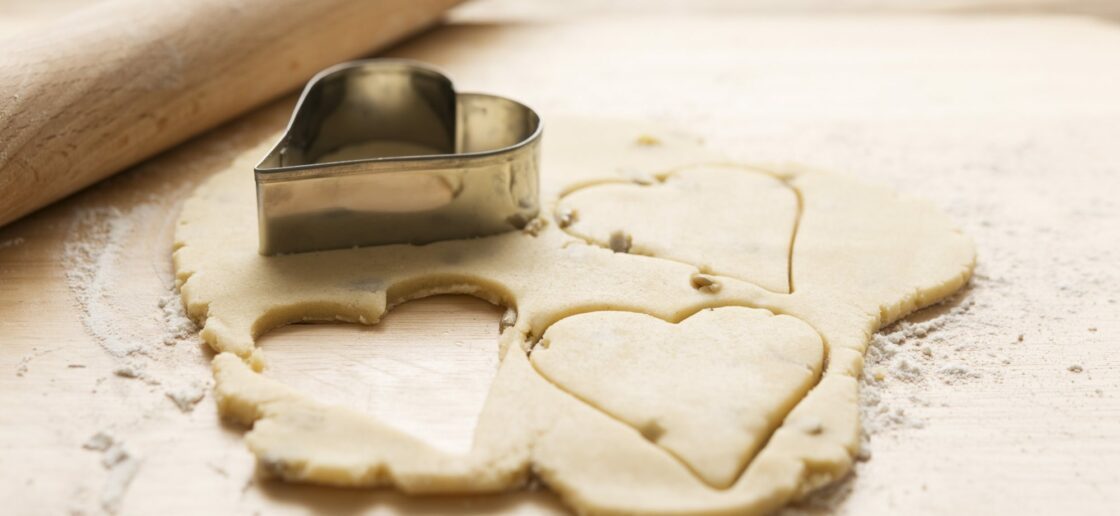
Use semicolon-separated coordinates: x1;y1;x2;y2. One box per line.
255;59;542;255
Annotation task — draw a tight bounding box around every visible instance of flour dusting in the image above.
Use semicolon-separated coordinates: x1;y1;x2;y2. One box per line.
165;380;208;412
64;206;150;358
0;236;25;249
159;292;199;346
785;286;984;514
53;191;215;516
62;202;208;403
82;431;142;514
859;290;978;435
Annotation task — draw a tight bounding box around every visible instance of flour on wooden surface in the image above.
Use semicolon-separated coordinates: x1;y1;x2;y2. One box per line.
159;292;198;346
64;206;151;358
165;380;207;412
63;203;202;369
0;236;25;249
860;290;979;435
82;431;142;514
60;198;214;450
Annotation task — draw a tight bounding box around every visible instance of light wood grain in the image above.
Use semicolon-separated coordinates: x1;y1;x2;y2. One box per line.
0;0;460;227
262;296;504;455
2;5;1119;516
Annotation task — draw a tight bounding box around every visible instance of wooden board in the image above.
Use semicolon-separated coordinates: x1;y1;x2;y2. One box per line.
2;3;1120;515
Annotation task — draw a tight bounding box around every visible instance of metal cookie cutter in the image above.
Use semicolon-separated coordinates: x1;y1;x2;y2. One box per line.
255;59;542;255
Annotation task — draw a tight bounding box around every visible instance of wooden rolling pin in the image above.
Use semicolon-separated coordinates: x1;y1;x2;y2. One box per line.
0;0;462;227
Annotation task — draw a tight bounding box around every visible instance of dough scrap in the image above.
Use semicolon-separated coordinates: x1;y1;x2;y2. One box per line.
531;307;823;489
173;117;975;515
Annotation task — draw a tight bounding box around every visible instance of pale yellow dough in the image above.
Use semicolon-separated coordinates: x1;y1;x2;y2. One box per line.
533;307;823;489
174;117;975;515
558;166;799;293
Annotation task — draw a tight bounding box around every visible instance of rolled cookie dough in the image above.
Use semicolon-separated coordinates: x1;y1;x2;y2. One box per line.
174;117;974;515
557;166;799;293
532;307;824;489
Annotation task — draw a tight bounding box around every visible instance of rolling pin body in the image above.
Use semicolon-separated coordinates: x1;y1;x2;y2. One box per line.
0;0;460;226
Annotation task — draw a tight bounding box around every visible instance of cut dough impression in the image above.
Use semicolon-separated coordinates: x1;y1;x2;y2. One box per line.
557;166;799;293
531;307;823;489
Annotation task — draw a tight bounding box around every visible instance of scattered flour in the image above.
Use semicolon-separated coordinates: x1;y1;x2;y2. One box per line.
938;363;980;379
784;286;984;515
165;380;208;413
0;236;25;249
860;290;978;435
63;206;149;358
159;292;199;346
62;203;207;413
13;346;60;377
82;431;142;514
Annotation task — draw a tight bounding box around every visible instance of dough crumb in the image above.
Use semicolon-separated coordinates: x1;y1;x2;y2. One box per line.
504;212;532;229
1068;364;1083;373
608;230;632;253
635;134;661;146
689;273;722;294
500;307;518;332
113;363;144;379
800;418;824;435
555;207;579;228
259;455;293;478
522;217;549;237
639;420;666;442
83;431;115;452
618;167;658;185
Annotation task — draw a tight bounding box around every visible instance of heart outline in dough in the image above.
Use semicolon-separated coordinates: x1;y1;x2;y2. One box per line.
556;165;802;294
530;305;824;489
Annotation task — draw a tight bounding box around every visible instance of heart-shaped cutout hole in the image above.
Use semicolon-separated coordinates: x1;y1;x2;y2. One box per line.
258;295;502;454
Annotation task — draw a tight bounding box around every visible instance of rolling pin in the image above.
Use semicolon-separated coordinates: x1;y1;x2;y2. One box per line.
0;0;462;228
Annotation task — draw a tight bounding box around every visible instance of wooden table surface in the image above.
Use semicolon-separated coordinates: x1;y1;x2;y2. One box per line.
2;2;1119;515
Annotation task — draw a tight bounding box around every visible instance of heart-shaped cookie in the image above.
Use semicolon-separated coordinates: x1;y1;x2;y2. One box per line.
556;165;799;293
531;306;823;489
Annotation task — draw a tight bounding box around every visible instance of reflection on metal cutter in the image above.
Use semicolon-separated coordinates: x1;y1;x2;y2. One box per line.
255;59;542;255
